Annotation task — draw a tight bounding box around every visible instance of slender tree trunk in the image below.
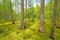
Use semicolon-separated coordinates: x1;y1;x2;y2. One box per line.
26;0;27;15
26;0;28;24
3;0;7;20
39;0;45;32
20;0;24;30
10;0;15;24
56;8;60;28
49;0;57;40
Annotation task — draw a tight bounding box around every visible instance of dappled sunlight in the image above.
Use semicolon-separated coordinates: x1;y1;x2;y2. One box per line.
0;21;20;27
0;0;60;40
0;20;60;40
44;19;52;25
0;22;12;27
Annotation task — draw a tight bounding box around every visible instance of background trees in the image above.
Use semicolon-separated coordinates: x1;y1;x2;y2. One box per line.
0;0;60;40
50;0;58;39
10;0;15;24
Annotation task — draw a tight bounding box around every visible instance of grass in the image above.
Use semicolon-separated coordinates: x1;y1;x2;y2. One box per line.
0;19;60;40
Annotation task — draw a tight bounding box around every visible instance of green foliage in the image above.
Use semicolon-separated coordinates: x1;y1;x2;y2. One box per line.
0;20;60;40
0;0;60;40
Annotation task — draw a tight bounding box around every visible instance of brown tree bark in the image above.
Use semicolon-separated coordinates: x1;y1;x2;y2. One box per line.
49;0;57;40
39;0;45;32
20;0;24;30
56;7;60;28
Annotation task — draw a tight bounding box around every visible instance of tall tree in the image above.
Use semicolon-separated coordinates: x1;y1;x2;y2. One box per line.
20;0;24;30
26;0;27;14
49;0;57;39
39;0;45;32
25;0;28;24
56;1;60;28
57;8;60;28
10;0;15;24
2;0;7;19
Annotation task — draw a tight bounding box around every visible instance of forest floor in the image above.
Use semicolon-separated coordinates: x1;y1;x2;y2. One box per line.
0;20;60;40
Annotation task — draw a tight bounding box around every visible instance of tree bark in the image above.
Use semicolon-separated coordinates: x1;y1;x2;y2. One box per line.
56;7;60;28
20;0;24;30
49;0;57;39
39;0;45;32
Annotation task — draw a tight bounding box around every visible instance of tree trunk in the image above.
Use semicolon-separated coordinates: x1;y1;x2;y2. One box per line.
10;0;15;24
20;0;24;30
26;0;27;15
3;0;7;20
56;7;60;28
39;0;45;32
49;0;57;40
26;0;28;24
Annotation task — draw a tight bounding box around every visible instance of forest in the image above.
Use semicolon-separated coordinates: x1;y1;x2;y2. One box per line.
0;0;60;40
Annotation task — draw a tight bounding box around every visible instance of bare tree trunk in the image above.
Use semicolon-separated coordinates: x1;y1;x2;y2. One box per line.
49;0;57;40
10;0;15;24
39;0;45;32
26;0;27;15
26;0;28;24
56;7;60;28
20;0;24;30
3;0;7;20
